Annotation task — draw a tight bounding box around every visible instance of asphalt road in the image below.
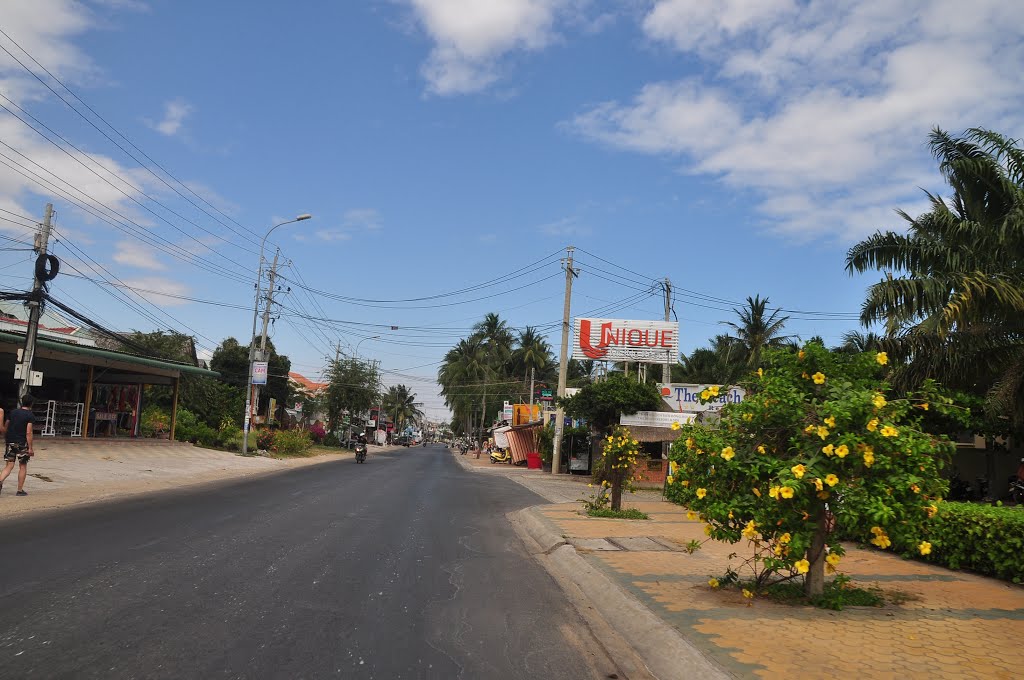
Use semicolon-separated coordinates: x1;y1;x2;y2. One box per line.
0;446;617;679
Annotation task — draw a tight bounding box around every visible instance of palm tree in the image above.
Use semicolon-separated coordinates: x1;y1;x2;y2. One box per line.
836;330;884;355
678;334;746;384
382;384;423;433
723;295;794;367
511;326;553;382
438;336;488;436
846;127;1024;424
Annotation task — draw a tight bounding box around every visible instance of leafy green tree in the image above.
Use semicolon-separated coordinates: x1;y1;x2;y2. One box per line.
668;343;964;597
323;357;379;432
846;127;1024;428
382;384;424;433
678;334;746;384
209;337;291;419
560;374;661;510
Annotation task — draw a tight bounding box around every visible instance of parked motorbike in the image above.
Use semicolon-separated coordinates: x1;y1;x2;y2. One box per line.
355;442;367;463
1009;478;1024;505
489;448;512;464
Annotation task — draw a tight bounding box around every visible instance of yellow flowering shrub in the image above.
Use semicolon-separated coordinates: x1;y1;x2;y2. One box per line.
667;342;964;596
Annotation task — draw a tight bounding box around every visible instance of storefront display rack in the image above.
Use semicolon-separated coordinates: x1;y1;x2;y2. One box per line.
37;400;84;437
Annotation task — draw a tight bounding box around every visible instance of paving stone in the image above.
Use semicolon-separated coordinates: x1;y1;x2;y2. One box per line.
570;537;621;551
607;536;672;551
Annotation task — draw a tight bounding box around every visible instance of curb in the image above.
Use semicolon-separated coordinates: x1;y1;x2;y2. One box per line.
512;505;731;680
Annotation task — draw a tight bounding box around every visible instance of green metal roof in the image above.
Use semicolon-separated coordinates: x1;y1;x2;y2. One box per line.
0;330;220;378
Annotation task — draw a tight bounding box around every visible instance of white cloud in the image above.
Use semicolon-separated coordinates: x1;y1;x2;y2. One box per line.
120;276;191;306
342;208;383;231
150;98;193;136
408;0;568;94
539;215;590;237
112;240;165;270
570;0;1024;240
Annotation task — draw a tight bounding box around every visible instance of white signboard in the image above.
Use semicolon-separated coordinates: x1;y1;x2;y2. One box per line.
251;361;269;385
619;411;697;429
573;318;679;363
658;383;746;413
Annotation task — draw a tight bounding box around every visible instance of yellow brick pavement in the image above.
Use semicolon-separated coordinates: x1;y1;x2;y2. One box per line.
538;499;1024;679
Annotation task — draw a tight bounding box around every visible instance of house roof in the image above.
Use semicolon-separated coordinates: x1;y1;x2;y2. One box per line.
289;371;327;392
0;330;219;378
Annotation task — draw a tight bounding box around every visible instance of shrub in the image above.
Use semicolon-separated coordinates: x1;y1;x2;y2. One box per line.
140;405;170;437
309;422;326;444
848;501;1024;583
586;507;649;520
273;429;313;456
255;429;275;451
217;420;243;452
323;432;342;448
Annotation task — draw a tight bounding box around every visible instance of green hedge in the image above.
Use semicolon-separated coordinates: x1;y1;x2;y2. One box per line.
850;501;1024;583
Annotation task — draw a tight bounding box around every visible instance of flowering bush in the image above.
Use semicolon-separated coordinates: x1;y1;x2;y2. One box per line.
273;429;313;457
309;422;327;444
255;428;275;451
596;426;646;510
666;343;965;596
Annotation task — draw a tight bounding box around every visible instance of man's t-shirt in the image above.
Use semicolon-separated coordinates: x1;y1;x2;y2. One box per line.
5;408;33;445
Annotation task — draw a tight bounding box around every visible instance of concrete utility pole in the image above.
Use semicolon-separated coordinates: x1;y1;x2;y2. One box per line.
662;277;672;385
529;367;535;410
18;203;53;404
254;248;281;423
551;245;577;475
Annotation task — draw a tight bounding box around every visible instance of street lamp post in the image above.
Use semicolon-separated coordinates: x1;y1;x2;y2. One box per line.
354;335;381;442
242;214;311;455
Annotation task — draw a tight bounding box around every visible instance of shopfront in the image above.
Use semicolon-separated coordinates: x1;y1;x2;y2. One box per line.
0;331;218;438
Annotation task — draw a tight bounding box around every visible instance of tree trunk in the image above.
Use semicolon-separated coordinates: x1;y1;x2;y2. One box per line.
803;509;829;598
611;477;623;511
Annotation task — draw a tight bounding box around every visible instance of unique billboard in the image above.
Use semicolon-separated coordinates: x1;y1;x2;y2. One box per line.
573;318;679;363
658;383;746;413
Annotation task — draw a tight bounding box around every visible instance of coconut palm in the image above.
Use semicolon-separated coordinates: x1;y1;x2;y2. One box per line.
723;296;794;367
438;336;489;436
382;384;423;432
846;127;1024;424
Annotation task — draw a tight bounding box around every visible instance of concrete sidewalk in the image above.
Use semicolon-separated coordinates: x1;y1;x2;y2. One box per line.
518;498;1024;679
0;439;399;518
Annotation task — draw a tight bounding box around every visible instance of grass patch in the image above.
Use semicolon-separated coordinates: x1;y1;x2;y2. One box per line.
746;576;885;610
586;507;650;520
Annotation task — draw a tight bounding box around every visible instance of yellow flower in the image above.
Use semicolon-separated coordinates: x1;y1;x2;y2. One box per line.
666;476;674;485
681;480;690;487
757;445;766;454
773;544;784;556
835;444;849;459
742;588;754;599
704;524;713;536
671;421;681;431
798;349;806;360
822;443;835;456
872;394;887;409
780;486;795;499
926;504;938;518
826;553;841;567
752;487;761;497
700;389;711;400
708;578;720;589
769;486;780;499
696;488;707;499
870;526;884;535
802;372;810;380
919;402;929;410
871;533;892;549
867;418;879;432
817;491;831;500
863;450;875;467
708;385;720;397
720;446;735;461
814;478;824;492
685;437;694;450
757;367;763;378
686;511;698;520
741;520;758;540
910;484;920;493
812;372;826;384
804;424;816;434
778;532;791;544
824;416;836;428
791;464;806;479
795;559;810;574
876;351;888;365
743;413;754;421
728;510;734;519
825;474;839;487
880;425;899;438
918;541;932;556
817;426;830;440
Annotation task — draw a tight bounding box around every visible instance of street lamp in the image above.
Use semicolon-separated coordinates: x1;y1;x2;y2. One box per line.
355;335;380;358
242;214;312;455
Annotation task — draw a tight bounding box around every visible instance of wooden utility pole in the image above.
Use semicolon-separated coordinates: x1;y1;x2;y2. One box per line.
551;245;577;475
18;203;53;404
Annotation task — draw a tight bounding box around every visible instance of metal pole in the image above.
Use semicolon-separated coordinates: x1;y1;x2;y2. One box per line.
662;278;673;459
18;203;53;404
551;245;576;475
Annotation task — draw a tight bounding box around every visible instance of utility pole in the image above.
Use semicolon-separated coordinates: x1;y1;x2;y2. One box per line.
551;245;577;475
335;341;342;362
18;203;53;404
529;367;535;410
252;248;281;424
662;277;673;460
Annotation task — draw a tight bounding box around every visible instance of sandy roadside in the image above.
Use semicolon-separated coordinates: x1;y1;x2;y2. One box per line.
0;441;398;519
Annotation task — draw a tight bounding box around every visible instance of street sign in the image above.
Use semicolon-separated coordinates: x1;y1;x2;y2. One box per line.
252;361;269;385
540;389;553;401
619;411;697;429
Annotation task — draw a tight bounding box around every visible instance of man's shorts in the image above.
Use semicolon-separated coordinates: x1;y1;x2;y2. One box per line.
4;443;30;464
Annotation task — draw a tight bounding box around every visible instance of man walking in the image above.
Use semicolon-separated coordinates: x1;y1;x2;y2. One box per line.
1;395;35;496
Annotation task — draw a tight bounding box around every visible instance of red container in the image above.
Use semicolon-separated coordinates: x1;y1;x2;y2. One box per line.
526;452;542;469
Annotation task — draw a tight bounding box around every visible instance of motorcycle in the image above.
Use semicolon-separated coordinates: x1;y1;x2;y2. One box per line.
489;448;512;464
355;442;367;464
1010;478;1024;505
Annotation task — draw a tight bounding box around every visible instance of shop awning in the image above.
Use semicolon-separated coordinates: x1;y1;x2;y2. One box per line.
0;331;219;379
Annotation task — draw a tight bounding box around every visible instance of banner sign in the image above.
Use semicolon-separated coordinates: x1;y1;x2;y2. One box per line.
619;411;697;429
658;383;746;413
573;318;679;363
251;361;269;385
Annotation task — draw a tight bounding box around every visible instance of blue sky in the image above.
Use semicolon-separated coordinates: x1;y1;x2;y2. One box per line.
0;0;1021;420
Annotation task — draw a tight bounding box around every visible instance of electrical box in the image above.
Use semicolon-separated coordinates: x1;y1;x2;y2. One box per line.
29;371;43;387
